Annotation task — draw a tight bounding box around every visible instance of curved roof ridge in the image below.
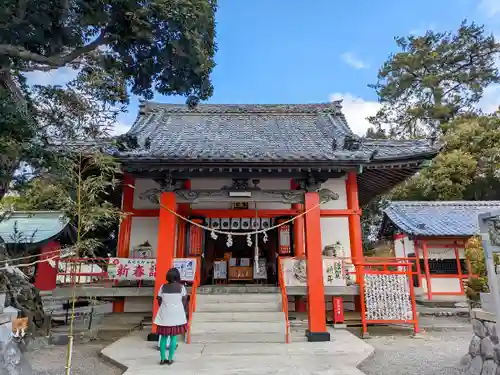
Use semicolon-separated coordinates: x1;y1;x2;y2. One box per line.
389;201;500;207
138;101;344;115
363;139;434;146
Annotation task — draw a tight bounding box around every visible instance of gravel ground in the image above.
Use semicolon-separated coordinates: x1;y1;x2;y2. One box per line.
25;342;123;375
22;317;471;375
359;328;472;375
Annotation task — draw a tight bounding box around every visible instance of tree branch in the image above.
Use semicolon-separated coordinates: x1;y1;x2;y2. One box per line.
15;0;27;23
0;32;108;69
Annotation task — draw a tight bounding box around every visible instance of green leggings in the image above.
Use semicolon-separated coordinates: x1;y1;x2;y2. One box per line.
159;335;177;362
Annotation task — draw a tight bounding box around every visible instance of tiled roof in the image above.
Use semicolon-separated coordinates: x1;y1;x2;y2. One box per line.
0;211;69;245
383;201;500;237
119;102;438;163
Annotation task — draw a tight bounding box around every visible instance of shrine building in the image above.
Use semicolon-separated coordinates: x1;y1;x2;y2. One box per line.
382;200;500;301
112;102;438;342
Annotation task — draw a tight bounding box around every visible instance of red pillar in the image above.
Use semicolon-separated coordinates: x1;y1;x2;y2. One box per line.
304;192;329;341
149;191;177;341
422;241;432;300
291;180;307;313
346;171;363;268
346;171;363;312
113;173;135;313
34;241;59;291
176;180;191;258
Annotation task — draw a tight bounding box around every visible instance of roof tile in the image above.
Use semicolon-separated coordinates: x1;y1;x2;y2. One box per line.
0;211;69;245
384;201;500;237
119;102;438;163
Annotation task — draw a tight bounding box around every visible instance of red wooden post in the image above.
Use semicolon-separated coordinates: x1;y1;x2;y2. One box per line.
304;192;329;341
422;241;432;300
346;171;363;312
149;192;177;341
291;180;307;313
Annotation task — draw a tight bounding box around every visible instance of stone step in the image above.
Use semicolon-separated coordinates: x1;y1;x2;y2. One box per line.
191;321;285;335
197;285;280;294
196;301;281;313
100;313;146;325
196;293;280;304
189;332;286;343
192;311;284;323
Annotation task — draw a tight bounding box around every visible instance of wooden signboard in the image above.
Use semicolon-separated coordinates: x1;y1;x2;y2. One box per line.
228;266;253;281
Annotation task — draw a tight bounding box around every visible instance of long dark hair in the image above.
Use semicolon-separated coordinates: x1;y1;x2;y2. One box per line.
162;268;182;294
166;267;181;283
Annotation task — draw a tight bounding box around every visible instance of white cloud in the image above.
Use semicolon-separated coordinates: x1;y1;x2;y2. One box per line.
23;67;78;86
340;52;369;70
479;0;500;17
329;93;381;136
110;122;132;136
477;84;500;113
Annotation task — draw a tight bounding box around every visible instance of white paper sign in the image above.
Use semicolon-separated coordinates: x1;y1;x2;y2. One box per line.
281;257;346;287
173;258;196;282
253;259;267;279
108;257;197;282
214;261;228;280
108;258;155;281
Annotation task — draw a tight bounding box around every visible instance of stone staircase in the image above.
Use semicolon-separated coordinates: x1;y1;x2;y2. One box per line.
190;286;288;344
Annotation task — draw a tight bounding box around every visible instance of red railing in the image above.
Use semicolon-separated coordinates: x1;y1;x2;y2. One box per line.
277;257;290;344
358;261;419;336
186;276;199;344
56;257;113;286
326;256;420;285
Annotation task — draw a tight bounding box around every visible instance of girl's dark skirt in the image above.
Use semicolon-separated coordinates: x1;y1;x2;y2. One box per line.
156;323;188;336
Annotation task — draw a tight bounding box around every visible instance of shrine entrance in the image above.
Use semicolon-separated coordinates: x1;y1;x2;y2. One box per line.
199;219;280;286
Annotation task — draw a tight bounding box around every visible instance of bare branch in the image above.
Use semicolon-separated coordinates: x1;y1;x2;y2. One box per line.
0;32;108;70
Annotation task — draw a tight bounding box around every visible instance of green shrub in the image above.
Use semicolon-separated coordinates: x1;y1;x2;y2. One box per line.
464;236;500;301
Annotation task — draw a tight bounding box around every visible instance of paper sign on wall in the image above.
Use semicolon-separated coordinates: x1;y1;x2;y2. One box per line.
214;261;227;279
108;257;197;282
281;257;347;287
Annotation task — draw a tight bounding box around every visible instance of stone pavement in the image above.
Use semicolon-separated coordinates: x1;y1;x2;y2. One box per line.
101;330;374;375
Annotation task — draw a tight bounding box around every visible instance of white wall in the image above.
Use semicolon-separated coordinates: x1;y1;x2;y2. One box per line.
400;237;466;260
320;178;347;209
130;217;159;258
131;177;349;210
421;277;462;294
126;177;351;258
133;179;162;209
320;217;351;258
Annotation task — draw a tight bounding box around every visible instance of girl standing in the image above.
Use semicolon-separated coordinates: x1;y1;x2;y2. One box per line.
154;267;188;365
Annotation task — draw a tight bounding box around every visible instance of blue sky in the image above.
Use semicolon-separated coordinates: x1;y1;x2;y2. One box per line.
26;0;500;136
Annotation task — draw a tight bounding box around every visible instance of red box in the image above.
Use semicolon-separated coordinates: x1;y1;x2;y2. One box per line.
333;297;344;324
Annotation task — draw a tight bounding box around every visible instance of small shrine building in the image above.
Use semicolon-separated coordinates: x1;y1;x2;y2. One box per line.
113;102;438;341
382;201;500;300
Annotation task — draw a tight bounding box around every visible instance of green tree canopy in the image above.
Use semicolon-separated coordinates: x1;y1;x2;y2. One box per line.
0;0;218;200
369;21;500;138
0;0;217;103
393;114;500;201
